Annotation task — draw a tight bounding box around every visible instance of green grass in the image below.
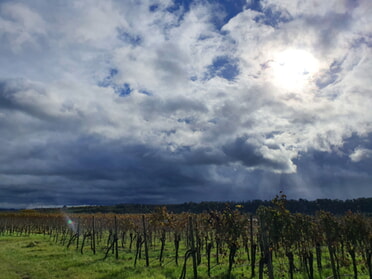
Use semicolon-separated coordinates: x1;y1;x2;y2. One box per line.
0;234;235;279
0;234;174;279
0;234;370;279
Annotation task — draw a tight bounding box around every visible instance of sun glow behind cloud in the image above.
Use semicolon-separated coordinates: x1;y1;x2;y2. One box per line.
270;49;320;92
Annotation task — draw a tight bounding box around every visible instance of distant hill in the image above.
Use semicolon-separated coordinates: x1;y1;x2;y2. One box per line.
0;208;17;212
33;197;372;215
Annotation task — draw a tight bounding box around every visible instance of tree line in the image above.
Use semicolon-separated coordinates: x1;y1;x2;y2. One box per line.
33;197;372;215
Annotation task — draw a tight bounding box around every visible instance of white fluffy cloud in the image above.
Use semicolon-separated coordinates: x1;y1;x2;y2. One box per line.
350;148;372;162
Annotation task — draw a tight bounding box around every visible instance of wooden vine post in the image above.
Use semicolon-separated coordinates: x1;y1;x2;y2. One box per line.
114;216;119;260
142;215;149;267
92;215;96;254
189;216;198;279
76;217;80;250
320;211;339;279
250;214;257;278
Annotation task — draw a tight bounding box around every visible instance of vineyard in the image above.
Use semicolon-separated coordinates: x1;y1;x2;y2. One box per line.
0;195;371;279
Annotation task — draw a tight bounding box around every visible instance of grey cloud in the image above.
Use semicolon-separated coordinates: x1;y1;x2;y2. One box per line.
138;95;209;127
1;132;371;208
0;2;47;51
350;148;372;162
0;79;93;143
154;42;189;84
292;152;372;198
316;58;345;89
222;136;295;173
305;12;352;50
0;79;46;115
0;134;218;207
181;147;226;166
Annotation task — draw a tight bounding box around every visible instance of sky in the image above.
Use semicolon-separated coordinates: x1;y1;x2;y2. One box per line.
0;0;371;208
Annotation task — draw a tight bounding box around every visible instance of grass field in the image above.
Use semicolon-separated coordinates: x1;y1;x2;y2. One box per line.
0;233;370;279
0;234;180;279
0;234;249;279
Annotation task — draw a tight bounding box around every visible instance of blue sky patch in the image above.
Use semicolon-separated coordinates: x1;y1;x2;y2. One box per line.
166;0;247;30
247;0;262;12
98;69;132;96
216;0;248;24
149;4;159;12
116;83;132;96
98;68;118;88
205;56;239;81
177;117;193;124
117;29;142;46
167;0;192;14
254;6;292;27
109;68;118;77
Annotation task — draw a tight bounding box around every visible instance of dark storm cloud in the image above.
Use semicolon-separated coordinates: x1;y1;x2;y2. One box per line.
0;126;296;207
283;133;372;198
1;131;371;208
0;133;215;206
0;79;47;117
222;136;289;171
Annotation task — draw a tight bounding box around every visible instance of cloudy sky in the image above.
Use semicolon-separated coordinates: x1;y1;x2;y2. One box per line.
0;0;371;208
